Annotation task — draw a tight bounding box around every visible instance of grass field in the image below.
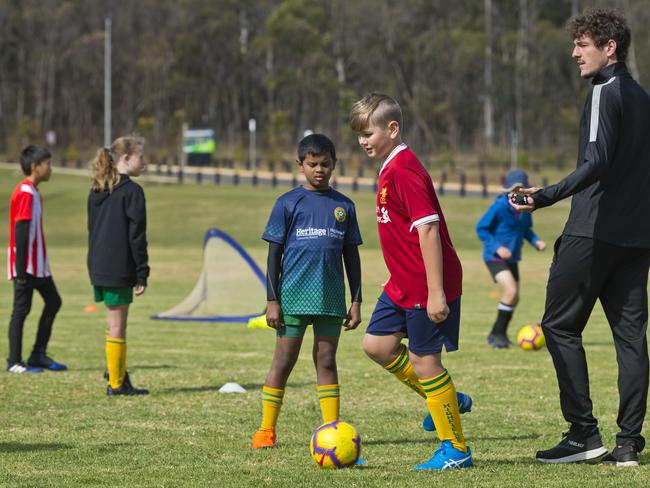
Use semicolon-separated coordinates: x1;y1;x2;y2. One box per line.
0;166;648;487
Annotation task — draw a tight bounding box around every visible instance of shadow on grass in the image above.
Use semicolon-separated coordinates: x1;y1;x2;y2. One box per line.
468;432;541;442
364;438;432;446
157;385;219;394
365;433;541;447
0;442;72;453
73;364;177;372
157;381;313;394
474;457;536;465
128;364;178;370
238;382;313;390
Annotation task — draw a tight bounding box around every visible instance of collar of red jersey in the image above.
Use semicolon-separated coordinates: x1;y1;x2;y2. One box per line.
379;143;408;176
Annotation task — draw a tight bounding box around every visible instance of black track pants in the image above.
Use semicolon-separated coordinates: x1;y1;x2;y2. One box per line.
8;276;62;364
541;235;649;449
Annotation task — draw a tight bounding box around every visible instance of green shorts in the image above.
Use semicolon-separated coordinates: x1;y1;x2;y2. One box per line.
278;315;343;338
93;286;133;306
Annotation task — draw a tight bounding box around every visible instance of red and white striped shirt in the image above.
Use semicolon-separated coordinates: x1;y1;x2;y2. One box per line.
7;179;50;279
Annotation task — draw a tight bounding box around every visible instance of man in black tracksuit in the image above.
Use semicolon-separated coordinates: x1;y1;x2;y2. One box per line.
511;9;650;466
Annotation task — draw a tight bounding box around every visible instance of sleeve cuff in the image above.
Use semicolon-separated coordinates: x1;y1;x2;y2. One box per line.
409;214;439;232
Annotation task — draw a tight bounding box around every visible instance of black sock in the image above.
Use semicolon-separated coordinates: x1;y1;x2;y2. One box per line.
491;303;514;336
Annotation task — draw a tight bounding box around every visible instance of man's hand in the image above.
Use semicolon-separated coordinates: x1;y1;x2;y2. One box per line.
343;302;361;331
266;300;284;330
427;291;449;324
535;240;547;251
508;187;540;212
496;246;512;259
134;285;146;296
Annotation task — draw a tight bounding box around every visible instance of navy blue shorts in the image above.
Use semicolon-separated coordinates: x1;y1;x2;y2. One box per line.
366;291;461;354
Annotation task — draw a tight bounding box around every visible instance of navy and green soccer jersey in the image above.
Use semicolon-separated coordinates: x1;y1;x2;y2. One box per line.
262;187;362;317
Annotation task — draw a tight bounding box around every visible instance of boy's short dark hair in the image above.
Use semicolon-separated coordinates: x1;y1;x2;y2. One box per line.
297;133;336;163
20;145;51;176
568;8;631;62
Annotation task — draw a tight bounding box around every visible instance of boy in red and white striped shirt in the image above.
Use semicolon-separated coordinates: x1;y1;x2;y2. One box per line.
6;145;66;373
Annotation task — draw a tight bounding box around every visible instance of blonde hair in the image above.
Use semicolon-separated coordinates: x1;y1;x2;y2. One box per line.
90;135;145;192
349;93;403;132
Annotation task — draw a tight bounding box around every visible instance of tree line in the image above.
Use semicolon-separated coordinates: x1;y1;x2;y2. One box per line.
0;0;647;169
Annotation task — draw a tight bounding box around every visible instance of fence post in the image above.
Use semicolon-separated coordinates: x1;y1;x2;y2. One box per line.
460;172;466;197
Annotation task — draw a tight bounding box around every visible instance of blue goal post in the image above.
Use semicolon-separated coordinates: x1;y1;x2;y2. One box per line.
152;228;266;323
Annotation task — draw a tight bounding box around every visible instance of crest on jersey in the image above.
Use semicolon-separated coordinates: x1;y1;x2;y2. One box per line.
380;187;388;204
334;207;347;222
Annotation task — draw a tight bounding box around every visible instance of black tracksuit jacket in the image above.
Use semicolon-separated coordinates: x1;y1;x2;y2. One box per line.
87;174;149;287
532;62;650;249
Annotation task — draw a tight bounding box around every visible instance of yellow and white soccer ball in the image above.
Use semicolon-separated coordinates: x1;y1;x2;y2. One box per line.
517;323;546;351
310;421;361;469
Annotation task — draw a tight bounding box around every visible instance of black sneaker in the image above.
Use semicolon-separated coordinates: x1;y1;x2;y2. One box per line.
104;370;135;386
536;431;608;464
487;333;510;349
602;441;639;467
106;373;149;396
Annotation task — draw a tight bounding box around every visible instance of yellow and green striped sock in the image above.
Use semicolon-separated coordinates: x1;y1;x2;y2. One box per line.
105;337;127;389
317;384;340;423
420;369;467;452
384;344;426;399
260;386;284;430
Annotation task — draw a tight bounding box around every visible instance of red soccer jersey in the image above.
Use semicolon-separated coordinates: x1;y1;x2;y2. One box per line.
7;179;50;279
375;144;462;308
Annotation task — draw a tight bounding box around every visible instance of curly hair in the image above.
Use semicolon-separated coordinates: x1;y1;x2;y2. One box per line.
568;8;631;62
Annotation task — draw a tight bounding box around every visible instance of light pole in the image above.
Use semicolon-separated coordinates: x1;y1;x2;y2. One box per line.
104;17;112;148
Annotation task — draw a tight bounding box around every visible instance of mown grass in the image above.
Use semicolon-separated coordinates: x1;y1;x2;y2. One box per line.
0;167;648;487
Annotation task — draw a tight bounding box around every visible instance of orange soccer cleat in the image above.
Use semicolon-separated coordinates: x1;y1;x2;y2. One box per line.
252;428;277;449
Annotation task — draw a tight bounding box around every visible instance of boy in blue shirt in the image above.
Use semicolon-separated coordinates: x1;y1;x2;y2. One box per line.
252;134;362;449
476;170;546;349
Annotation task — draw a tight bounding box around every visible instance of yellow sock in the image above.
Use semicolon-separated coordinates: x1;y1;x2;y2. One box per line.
105;337;126;389
260;386;284;430
420;370;467;452
317;384;340;423
384;344;426;399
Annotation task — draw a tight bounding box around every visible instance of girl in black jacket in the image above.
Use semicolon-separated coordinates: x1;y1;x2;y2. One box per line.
88;135;149;396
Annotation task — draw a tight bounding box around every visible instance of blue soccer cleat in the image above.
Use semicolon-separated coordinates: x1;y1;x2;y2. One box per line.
422;391;473;432
27;353;67;371
414;440;473;471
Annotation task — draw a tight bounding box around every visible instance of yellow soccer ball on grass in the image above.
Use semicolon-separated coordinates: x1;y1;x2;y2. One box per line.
517;323;546;351
310;421;361;469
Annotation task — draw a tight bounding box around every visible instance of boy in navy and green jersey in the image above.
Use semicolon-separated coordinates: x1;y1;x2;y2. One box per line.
252;134;362;449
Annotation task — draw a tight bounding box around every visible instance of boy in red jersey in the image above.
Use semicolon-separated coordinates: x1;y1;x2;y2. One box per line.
350;93;472;470
6;145;66;373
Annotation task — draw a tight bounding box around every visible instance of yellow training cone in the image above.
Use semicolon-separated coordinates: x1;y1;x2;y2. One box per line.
247;314;271;330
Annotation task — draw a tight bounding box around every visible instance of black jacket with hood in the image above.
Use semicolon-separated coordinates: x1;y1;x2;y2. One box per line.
87;174;149;287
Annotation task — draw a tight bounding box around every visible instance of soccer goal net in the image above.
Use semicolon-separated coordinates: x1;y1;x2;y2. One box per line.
152;228;266;323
